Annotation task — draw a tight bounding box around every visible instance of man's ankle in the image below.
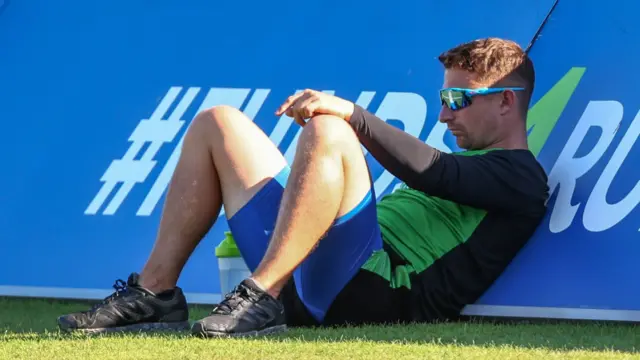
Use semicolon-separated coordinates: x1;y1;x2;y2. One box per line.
249;277;282;299
138;274;175;295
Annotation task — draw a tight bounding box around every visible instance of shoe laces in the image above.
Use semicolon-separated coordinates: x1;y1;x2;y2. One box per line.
210;284;259;315
90;279;129;311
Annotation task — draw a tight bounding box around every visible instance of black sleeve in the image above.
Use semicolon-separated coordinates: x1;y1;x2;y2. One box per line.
348;105;545;212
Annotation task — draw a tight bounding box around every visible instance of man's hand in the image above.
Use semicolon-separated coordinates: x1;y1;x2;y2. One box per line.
275;89;355;126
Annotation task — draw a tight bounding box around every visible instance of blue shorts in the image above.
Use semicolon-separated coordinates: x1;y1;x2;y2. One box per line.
226;166;383;322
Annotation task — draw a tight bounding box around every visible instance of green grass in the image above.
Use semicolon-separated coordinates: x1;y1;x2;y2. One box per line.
0;297;638;359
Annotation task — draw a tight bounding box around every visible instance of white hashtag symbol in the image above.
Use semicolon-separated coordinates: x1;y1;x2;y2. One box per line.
85;87;199;215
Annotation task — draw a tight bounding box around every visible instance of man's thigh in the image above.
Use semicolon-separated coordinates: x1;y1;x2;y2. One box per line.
196;105;288;219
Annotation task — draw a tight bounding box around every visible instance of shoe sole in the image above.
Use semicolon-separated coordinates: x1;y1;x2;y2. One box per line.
59;321;191;335
192;323;287;338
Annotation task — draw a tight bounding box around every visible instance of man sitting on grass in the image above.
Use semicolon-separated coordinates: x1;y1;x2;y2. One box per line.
58;37;549;337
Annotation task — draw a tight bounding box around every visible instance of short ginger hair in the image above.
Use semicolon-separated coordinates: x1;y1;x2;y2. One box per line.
438;37;535;114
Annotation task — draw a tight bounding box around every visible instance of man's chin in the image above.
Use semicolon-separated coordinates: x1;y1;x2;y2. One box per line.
455;138;470;150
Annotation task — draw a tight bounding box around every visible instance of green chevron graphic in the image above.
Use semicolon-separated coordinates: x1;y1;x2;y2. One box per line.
526;67;587;157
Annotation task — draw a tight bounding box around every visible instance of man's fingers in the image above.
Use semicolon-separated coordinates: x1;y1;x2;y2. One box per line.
290;94;323;126
275;92;306;115
285;108;294;118
293;111;306;126
298;96;319;119
290;96;307;125
275;89;324;127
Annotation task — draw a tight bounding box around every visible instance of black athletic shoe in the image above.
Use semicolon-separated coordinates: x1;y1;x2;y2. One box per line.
57;273;190;334
191;278;287;337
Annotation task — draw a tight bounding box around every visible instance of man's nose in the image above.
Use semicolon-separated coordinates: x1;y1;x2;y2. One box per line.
439;104;454;123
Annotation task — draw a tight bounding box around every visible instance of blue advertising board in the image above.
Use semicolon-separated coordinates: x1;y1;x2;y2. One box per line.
0;0;638;321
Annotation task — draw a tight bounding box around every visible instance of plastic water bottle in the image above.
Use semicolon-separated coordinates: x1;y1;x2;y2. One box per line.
215;231;251;295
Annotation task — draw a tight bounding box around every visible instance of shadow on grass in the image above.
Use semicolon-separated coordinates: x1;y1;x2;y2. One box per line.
1;297;638;354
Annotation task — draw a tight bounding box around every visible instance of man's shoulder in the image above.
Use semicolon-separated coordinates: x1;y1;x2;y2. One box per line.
452;148;547;181
445;148;550;211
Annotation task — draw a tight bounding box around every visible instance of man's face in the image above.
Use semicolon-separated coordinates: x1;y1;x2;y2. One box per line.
438;69;505;150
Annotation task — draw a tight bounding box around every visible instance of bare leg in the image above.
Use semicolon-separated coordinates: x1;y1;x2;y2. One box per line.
251;115;372;297
139;105;287;293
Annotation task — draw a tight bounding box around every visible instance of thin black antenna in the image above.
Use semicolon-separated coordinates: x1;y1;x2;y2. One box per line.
525;0;560;54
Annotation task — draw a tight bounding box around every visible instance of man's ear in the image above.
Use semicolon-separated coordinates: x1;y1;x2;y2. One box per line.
500;89;517;115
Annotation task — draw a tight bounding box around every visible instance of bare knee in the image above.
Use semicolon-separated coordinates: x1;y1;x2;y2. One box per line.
298;116;371;217
180;105;251;151
299;115;358;152
192;105;249;131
